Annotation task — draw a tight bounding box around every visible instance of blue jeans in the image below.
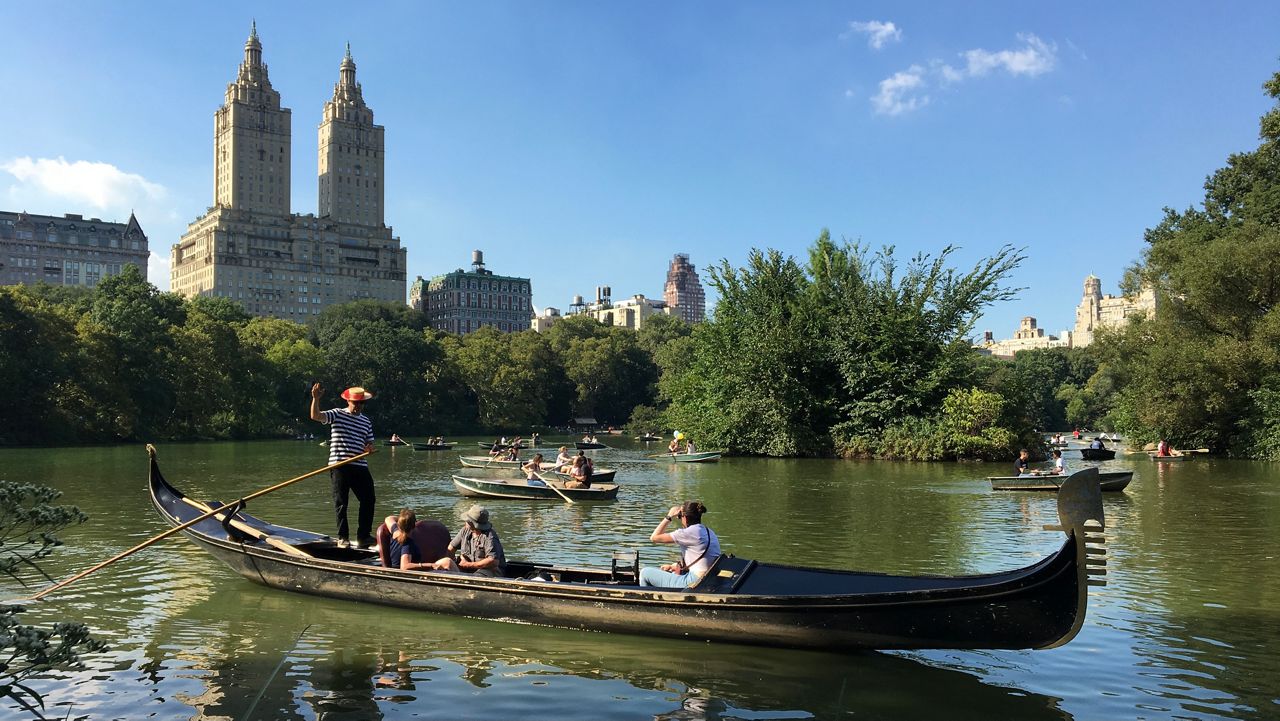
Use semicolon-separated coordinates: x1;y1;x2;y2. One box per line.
639;566;695;588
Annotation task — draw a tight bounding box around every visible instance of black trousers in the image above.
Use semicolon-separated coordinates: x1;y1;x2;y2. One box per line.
331;464;375;542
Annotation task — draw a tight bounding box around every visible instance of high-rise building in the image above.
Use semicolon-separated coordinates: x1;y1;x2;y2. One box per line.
417;250;532;334
170;25;406;321
0;210;147;287
1072;274;1156;347
663;253;705;324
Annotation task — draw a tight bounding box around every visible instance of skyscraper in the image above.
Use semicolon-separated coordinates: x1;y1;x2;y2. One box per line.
170;25;406;320
663;253;705;324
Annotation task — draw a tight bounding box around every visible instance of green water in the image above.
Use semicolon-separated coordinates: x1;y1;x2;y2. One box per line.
4;439;1278;720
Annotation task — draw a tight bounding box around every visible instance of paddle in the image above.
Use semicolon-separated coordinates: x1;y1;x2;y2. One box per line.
532;470;575;505
27;446;374;602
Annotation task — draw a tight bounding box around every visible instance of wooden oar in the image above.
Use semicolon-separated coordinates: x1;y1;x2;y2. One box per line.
1189;448;1211;453
532;470;576;505
27;447;374;602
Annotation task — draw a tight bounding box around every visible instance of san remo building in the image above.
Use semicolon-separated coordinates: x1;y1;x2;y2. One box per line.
171;24;406;319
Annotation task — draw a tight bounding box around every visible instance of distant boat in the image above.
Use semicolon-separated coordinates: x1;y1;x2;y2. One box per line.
649;451;722;463
479;441;528;449
414;442;456;451
1078;448;1116;461
635;434;663;442
988;471;1132;492
1149;453;1190;462
575;442;609;450
451;474;620;502
459;456;524;468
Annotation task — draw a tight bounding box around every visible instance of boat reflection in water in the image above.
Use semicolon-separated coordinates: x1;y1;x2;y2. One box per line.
126;586;1073;721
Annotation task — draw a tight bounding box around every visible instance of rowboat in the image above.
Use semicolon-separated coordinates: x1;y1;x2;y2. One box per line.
148;451;1107;651
384;440;408;447
575;441;609;450
1078;448;1116;461
459;456;524;468
635;434;663;442
414;442;456;451
451;475;620;501
988;471;1133;492
650;451;722;463
479;441;528;449
1149;453;1190;462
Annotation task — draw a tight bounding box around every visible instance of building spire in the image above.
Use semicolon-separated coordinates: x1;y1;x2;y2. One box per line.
339;42;357;87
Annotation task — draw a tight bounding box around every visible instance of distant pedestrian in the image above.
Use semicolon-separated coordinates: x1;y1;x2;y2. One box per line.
311;383;376;549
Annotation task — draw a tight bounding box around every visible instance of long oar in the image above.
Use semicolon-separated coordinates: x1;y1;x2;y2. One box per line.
27;447;374;602
533;470;576;505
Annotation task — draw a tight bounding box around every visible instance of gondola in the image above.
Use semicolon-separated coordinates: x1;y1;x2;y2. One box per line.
148;448;1107;652
1078;447;1116;461
575;441;609;450
988;471;1132;492
649;451;722;463
451;475;620;501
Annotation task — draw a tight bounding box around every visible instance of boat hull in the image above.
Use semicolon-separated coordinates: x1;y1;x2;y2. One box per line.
989;471;1132;492
459;456;524;468
451;475;620;501
575;442;609;450
652;451;722;463
1079;448;1116;460
148;452;1105;652
1150;453;1189;462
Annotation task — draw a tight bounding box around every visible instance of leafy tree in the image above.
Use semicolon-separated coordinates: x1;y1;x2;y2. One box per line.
443;328;563;430
0;481;106;718
317;321;443;433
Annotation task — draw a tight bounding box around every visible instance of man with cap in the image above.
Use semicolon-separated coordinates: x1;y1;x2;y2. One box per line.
448;504;506;578
311;383;377;548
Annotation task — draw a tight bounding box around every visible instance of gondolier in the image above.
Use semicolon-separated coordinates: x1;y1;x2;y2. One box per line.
311;383;376;549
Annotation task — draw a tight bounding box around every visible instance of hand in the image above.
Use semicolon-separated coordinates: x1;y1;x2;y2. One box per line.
311;383;323;398
667;505;682;519
659;563;676;573
363;442;374;454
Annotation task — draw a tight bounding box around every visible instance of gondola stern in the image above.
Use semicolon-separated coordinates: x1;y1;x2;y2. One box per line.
1037;467;1107;648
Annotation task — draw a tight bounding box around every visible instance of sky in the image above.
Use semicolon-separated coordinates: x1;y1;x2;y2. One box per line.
2;2;1278;339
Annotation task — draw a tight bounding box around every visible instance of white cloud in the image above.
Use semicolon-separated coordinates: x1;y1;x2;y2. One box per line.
844;20;902;50
871;34;1059;116
872;65;928;116
2;156;175;288
959;33;1057;78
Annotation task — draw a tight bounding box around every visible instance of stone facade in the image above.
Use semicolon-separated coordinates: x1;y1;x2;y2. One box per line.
170;25;406;321
419;251;532;334
1072;274;1156;347
0;210;147;287
584;294;672;331
663;253;705;324
977;316;1071;358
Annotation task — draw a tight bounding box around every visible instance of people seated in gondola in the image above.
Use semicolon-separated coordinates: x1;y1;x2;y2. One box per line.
639;500;721;589
522;453;547;486
1015;449;1032;476
377;509;456;572
555;446;575;472
449;505;506;578
564;456;592;489
1051;449;1066;475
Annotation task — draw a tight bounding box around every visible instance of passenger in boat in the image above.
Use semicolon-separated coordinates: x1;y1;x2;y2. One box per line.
555;446;575;472
523;453;548;486
379;509;456;572
668;438;680;454
1051;449;1066;475
311;383;377;549
685;439;697;454
1015;449;1031;476
449;505;506;578
1157;439;1176;457
582;434;592;443
488;440;503;457
502;446;519;461
1073;428;1081;440
639;501;721;589
564;455;591;489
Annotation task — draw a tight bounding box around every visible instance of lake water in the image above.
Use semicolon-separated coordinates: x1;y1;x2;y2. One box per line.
3;439;1278;720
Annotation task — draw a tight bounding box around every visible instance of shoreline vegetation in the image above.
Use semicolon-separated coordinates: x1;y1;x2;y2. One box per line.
2;71;1278;461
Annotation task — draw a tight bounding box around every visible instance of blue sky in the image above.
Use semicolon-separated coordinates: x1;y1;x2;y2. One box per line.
2;2;1278;338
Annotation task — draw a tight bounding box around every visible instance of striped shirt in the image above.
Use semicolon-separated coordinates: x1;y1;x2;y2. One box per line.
322;408;374;467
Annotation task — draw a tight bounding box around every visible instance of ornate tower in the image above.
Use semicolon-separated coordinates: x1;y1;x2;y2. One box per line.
213;22;292;215
318;43;385;226
663;253;706;324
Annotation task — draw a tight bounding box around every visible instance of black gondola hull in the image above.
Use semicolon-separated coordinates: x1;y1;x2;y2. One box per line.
149;454;1104;652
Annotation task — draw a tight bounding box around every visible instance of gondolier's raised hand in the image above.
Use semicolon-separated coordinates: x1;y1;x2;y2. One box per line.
311;382;323;399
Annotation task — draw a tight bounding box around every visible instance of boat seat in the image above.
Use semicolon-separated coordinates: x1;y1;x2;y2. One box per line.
688;555;755;594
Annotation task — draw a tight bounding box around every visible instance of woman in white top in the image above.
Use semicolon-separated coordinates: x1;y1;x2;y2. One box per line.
555;446;575;472
639;500;721;588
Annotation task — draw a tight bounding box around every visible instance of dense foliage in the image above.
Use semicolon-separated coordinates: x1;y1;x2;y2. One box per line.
0;481;106;718
1090;69;1280;458
660;231;1027;459
0;267;680;444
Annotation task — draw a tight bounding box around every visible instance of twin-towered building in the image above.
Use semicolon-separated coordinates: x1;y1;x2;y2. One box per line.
169;25;406;320
978;274;1157;357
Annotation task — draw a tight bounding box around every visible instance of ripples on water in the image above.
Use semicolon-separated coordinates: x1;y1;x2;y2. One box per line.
3;441;1278;719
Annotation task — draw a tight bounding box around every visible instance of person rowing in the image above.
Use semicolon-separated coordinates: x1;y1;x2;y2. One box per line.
522;453;548;486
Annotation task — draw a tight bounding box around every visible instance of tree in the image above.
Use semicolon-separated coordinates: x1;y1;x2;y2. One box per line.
0;481;106;718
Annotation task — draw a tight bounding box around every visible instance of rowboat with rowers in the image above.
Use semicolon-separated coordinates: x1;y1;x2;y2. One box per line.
148;447;1108;652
